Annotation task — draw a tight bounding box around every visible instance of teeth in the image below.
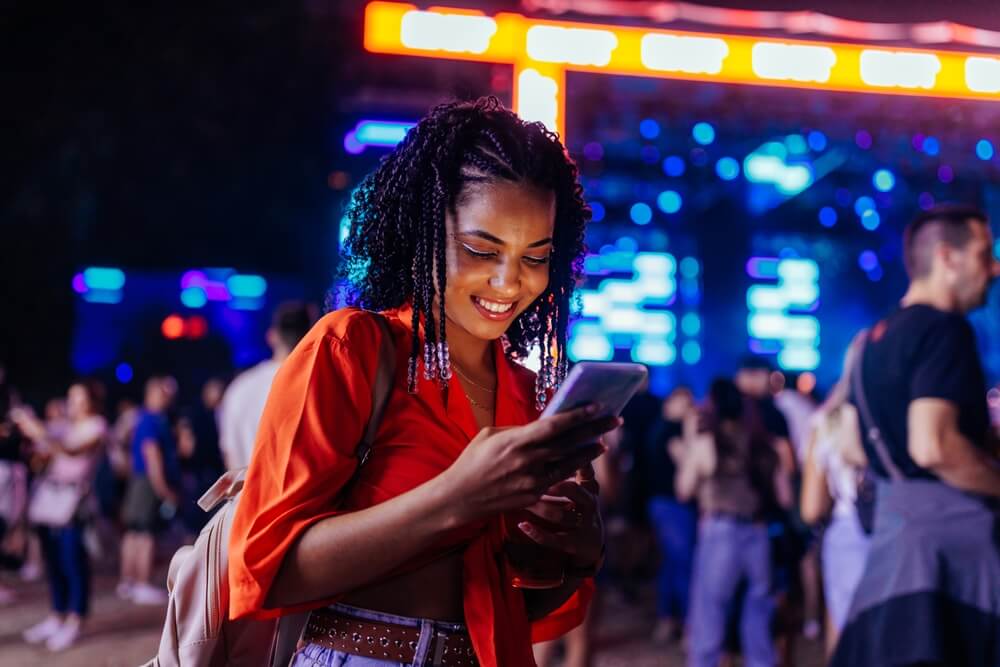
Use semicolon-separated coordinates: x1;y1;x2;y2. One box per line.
475;297;514;313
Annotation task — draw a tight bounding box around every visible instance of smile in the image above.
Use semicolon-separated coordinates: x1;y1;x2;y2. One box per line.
472;296;518;321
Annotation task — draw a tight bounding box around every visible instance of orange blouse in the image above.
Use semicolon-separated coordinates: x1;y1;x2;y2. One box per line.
228;304;593;667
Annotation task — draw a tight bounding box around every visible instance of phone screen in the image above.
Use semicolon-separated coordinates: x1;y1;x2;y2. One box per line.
541;362;648;419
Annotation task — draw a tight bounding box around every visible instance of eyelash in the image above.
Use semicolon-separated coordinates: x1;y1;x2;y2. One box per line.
462;244;550;265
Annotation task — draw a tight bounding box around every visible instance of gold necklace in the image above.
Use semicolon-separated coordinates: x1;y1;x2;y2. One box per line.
451;362;496;394
464;391;493;411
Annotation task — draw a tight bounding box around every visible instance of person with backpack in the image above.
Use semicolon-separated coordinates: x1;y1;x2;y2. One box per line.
831;204;1000;667
799;334;871;657
225;98;615;667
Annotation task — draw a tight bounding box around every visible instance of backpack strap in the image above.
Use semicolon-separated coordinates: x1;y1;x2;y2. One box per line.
851;329;904;482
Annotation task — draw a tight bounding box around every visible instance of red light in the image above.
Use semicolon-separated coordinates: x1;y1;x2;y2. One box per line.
161;315;185;339
185;315;208;339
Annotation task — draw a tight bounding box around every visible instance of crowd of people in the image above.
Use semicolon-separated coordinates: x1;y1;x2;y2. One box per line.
0;97;998;667
0;302;315;652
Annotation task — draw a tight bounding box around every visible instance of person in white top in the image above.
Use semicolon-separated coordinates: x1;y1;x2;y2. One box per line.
218;301;314;470
800;335;871;658
12;380;108;652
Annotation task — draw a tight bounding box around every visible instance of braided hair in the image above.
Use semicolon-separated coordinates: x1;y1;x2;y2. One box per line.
340;97;589;410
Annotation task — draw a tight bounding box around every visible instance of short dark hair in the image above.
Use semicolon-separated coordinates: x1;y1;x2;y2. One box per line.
271;301;314;350
709;378;744;422
738;355;773;372
903;204;988;279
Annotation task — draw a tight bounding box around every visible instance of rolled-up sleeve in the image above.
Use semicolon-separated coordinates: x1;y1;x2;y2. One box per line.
228;319;378;620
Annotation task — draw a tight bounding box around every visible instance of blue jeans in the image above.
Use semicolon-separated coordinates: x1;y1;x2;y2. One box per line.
647;497;696;621
291;603;468;667
38;524;90;616
688;516;775;667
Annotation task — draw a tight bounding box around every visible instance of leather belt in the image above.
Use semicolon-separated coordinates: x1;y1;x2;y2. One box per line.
302;607;478;666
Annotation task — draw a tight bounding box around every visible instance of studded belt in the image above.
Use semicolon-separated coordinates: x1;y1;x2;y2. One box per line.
301;607;478;666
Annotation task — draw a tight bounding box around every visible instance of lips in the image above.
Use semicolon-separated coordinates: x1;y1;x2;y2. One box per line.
471;296;519;322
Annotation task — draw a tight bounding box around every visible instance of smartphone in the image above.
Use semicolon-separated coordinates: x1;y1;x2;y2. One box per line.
541;362;648;420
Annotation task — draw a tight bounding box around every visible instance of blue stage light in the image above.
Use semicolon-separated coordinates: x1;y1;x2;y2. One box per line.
715;157;740;181
181;287;208;308
818;206;837;227
872;169;895;192
867;265;884;282
115;363;133;384
976;139;994;160
681;341;702;365
692;122;715;146
922;136;940;155
639;118;660;139
861;209;881;230
590;201;605;222
854;196;876;216
858;250;879;271
807;130;827;151
630;202;653;225
656;190;682;214
662;155;686;177
679;256;700;278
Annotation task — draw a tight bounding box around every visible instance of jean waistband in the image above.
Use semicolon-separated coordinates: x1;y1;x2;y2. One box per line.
327;602;467;634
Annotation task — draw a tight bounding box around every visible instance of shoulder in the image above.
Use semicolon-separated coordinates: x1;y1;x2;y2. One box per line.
301;307;397;351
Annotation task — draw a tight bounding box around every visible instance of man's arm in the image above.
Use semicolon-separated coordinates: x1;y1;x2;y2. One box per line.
674;432;715;502
142;439;178;505
908;398;1000;497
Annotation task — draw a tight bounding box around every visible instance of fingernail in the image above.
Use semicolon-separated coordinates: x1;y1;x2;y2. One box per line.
585;404;599;415
518;521;534;533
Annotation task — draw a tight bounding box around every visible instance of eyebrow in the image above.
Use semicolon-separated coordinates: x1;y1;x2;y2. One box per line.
460;230;553;248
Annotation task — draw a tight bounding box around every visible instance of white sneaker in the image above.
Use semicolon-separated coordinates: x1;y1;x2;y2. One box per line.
130;583;168;605
23;615;63;644
115;581;134;600
46;619;81;652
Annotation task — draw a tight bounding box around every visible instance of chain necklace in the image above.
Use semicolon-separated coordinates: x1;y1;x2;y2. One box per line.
450;362;496;394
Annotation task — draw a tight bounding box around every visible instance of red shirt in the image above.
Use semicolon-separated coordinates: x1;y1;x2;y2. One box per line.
228;304;593;666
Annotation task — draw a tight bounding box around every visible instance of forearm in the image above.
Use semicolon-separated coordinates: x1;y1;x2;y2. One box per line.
524;575;586;621
930;435;1000;497
266;473;462;609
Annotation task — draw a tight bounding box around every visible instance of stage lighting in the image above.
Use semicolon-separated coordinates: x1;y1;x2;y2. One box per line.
859;50;941;90
861;209;881;230
656;190;682;214
83;267;125;291
161;315;185;340
819;206;837;227
692;122;715;145
872;169;895;192
663;155;686;176
937;165;954;183
115;363;133;384
918;192;935;210
858;250;879;271
716;157;740;180
854;196;876;215
922;136;940;155
583;142;604;161
976;139;995;160
630;202;653;224
589;201;605;222
679;256;700;278
526;25;618;67
227;275;267;299
639;118;660;139
681;313;701;336
681;341;702;365
855;130;873;149
807;131;827;151
181;287;208;309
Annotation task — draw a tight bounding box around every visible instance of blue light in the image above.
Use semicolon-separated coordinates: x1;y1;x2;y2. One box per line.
83;267;125;291
976;139;994;160
181;286;208;308
227;274;268;298
872;169;895;192
353;120;414;147
640;145;660;164
662;155;686;177
639;118;660;139
922;136;940;156
681;313;701;336
858;250;879;271
818;206;837;227
339;214;351;250
861;209;881;230
784;135;808;155
656;191;682;214
115;363;133;384
590;201;605;222
854;196;876;216
715;157;740;181
679;257;700;278
994;239;1000;259
692;122;715;146
807;130;827;152
681;341;702;365
867;265;884;282
630;202;653;225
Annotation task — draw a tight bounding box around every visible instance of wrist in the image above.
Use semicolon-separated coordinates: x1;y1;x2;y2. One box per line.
424;472;470;531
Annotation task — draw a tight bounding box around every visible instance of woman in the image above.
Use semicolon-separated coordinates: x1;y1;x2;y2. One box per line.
13;380;107;652
674;379;788;667
800;335;871;657
229;98;616;667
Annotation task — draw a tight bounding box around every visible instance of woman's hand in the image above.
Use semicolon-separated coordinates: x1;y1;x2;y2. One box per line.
438;405;620;524
518;466;604;570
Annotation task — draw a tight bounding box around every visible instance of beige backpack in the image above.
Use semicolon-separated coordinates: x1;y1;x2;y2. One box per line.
145;313;396;667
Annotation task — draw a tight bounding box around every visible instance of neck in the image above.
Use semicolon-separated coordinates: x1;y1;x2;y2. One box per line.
443;316;495;377
900;280;961;313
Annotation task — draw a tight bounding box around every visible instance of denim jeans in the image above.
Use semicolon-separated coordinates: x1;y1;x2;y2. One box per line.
38;524;90;616
291;603;468;667
688;516;774;667
647;496;696;622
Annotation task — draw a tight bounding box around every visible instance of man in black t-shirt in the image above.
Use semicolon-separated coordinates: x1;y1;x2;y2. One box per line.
832;204;1000;667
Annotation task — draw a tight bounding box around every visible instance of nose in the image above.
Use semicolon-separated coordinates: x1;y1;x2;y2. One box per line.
488;258;521;298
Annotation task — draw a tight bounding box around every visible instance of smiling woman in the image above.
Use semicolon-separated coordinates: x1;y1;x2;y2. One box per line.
228;97;612;667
